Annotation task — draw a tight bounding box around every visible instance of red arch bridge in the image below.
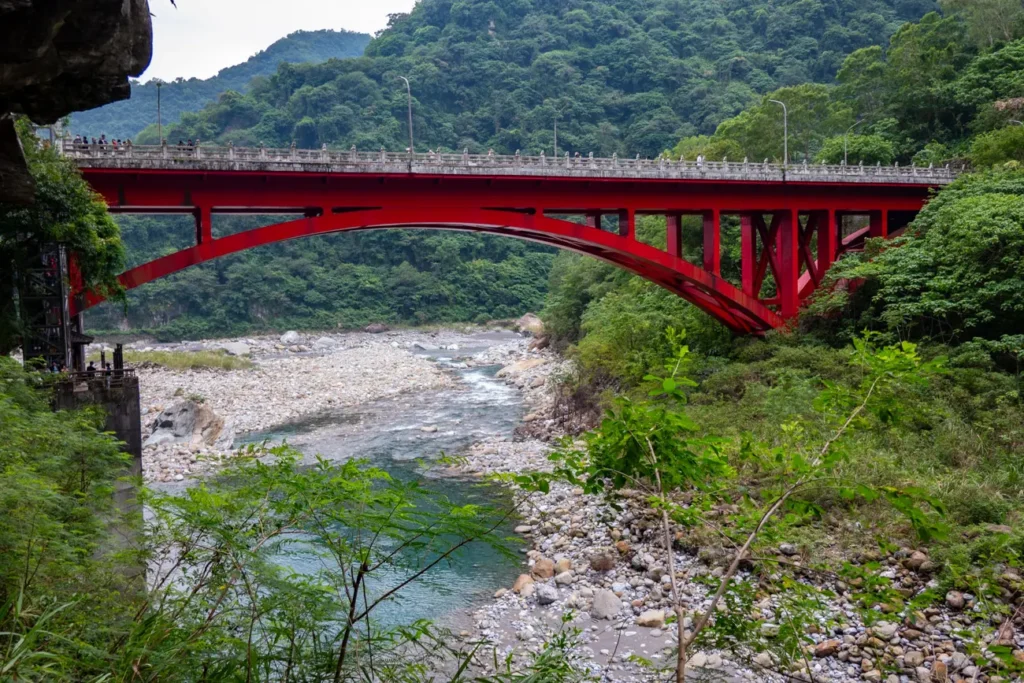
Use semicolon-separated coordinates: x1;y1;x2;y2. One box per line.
63;143;956;335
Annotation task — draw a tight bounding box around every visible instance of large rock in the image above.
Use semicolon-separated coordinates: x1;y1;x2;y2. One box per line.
590;589;622;620
144;400;231;450
280;331;301;344
536;583;558;605
871;622;899;640
364;323;390;334
905;651;926;667
0;117;34;205
512;574;534;594
531;557;555;580
0;0;153;122
590;549;618;571
313;337;339;350
516;313;545;337
637;610;665;628
220;342;250;357
0;0;153;203
496;358;546;379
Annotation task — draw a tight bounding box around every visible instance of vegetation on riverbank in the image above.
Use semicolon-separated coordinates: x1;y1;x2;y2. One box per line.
0;355;593;681
531;7;1024;674
1;119;126;356
88;349;255;371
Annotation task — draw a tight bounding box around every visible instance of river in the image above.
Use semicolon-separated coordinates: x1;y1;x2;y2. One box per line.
234;331;527;628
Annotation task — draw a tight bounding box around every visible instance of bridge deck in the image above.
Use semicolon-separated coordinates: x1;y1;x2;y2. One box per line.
60;142;957;187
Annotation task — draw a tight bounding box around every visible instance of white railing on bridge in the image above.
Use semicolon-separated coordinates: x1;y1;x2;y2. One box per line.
58;141;960;185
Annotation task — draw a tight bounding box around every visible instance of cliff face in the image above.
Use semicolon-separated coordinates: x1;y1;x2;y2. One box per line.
0;0;154;203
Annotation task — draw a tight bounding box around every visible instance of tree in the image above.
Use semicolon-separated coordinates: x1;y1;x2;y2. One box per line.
0;120;125;355
817;170;1024;341
941;0;1024;48
815;133;897;165
971;124;1024;166
835;46;889;120
713;84;851;162
670;135;745;162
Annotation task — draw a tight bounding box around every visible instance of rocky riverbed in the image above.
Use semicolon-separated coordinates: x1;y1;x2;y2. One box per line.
453;350;1024;683
98;326;1023;681
96;329;487;482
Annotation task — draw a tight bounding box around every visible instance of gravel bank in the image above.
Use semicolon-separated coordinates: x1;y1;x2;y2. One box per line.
99;330;466;482
454;353;1024;683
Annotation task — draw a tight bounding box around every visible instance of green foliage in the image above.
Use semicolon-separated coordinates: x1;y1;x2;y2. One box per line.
0;391;590;682
970;124;1024;166
542;217;731;388
128;0;938;158
0;358;130;663
536;332;732;496
812;169;1024;342
670;135;744;162
713;84;852;162
71;30;371;140
940;0;1024;48
815;133;896;164
705;10;1024;163
86;215;556;338
88;349;254;371
0;121;125;354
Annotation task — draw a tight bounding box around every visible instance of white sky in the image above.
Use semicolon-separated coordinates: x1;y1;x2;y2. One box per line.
142;0;418;82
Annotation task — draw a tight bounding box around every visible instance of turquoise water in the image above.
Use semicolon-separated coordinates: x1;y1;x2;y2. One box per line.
236;349;525;627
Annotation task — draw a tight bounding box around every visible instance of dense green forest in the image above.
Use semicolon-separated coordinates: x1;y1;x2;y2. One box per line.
148;0;937;156
87;216;555;339
90;0;944;338
532;8;1024;661
7;3;1024;679
71;30;370;140
545;2;1024;386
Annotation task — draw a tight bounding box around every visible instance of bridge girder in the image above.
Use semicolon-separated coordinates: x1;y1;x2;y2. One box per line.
71;166;937;334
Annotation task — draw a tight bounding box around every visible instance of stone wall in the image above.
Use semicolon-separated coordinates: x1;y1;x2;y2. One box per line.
54;375;143;508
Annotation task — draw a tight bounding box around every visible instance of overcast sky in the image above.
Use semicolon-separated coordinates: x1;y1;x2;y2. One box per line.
142;0;418;82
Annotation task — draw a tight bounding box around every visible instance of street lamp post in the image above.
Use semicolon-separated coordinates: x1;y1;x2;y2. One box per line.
844;119;864;166
554;112;559;158
769;99;788;169
399;76;414;160
156;81;163;143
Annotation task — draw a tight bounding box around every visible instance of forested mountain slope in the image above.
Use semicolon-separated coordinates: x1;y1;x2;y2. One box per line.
71;30;371;140
88;0;943;338
151;0;937;157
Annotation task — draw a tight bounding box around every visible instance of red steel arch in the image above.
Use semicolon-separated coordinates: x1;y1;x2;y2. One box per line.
68;158;944;334
77;207;783;335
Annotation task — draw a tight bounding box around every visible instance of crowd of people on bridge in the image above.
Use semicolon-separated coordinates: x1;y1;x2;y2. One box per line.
72;134;132;150
70;135;205;153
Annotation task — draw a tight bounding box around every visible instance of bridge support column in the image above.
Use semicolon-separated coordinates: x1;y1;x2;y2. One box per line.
586;214;602;231
819;209;837;275
741;214;756;297
195;205;213;245
869;210;888;239
666;214;682;259
617;209;635;239
777;209;800;319
703;209;721;276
